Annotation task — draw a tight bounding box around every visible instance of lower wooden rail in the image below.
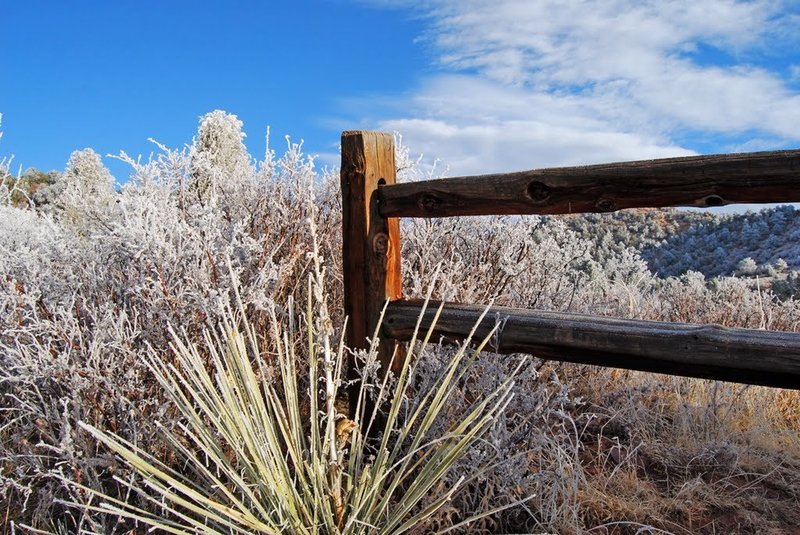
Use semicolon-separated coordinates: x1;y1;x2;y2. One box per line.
383;300;800;390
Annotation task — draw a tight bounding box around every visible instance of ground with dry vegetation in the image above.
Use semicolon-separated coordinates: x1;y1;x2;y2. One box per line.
1;112;798;533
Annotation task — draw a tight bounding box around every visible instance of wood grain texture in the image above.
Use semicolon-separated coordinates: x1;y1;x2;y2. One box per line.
377;149;800;218
341;131;403;387
383;300;800;389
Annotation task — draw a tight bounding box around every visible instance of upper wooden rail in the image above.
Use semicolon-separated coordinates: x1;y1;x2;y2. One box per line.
378;149;800;218
384;301;800;390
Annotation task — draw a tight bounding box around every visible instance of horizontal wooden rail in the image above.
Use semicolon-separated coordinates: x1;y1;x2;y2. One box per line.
383;300;800;389
378;149;800;218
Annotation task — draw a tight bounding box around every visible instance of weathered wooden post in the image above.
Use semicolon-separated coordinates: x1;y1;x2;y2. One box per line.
341;131;403;417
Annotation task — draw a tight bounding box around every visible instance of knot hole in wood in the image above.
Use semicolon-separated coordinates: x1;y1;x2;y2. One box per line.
418;194;441;213
372;232;390;256
595;197;617;212
527;181;552;202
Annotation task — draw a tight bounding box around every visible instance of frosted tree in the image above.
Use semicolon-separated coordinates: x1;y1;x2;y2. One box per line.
189;110;252;203
63;148;114;196
737;257;758;276
54;148;117;228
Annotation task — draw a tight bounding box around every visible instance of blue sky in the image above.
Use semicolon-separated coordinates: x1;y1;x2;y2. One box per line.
1;0;799;181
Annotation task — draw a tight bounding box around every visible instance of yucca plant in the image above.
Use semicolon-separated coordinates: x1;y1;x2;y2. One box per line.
70;212;526;533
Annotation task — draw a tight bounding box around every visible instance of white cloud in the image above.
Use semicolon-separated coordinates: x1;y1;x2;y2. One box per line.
376;75;695;175
355;0;800;175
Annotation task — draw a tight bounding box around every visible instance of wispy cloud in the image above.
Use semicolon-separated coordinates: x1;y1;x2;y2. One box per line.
358;0;800;175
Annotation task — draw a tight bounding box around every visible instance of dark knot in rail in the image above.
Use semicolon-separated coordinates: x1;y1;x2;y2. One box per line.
526;181;552;202
595;197;617;212
418;193;442;213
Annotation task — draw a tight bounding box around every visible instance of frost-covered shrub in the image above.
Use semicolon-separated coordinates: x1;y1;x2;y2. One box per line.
188;109;253;204
402;215;654;319
2;110;799;533
0;111;343;532
737;256;758;276
51;148;117;229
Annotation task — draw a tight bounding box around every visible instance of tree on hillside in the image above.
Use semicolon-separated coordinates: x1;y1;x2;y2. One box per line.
737;257;758;276
0;167;60;209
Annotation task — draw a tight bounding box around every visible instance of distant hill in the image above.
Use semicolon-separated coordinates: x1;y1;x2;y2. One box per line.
642;205;800;278
555;205;800;280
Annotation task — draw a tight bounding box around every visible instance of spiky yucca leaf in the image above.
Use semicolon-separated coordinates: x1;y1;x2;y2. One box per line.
72;199;525;533
73;289;524;534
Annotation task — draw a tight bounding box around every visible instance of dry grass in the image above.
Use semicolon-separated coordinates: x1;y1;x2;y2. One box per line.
549;369;800;534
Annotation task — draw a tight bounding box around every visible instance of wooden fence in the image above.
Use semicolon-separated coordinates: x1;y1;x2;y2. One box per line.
340;130;800;396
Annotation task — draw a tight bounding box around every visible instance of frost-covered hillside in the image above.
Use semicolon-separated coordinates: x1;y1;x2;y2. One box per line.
560;206;800;281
